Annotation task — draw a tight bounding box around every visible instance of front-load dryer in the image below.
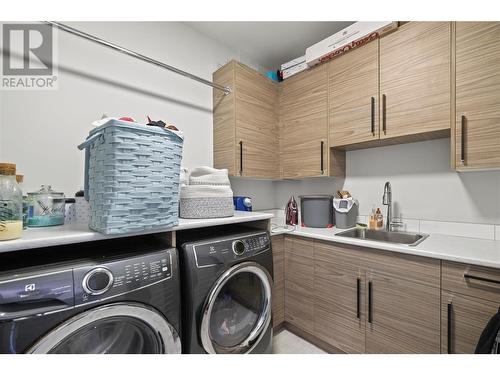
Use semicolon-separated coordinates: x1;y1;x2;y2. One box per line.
177;226;273;354
0;236;181;354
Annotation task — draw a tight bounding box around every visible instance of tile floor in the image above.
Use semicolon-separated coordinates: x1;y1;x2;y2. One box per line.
272;329;326;354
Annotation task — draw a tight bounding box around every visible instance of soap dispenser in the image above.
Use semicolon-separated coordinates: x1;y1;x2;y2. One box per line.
375;208;384;230
369;206;377;230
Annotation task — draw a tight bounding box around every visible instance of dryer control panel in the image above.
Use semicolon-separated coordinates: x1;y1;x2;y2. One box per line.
193;232;270;268
74;249;172;305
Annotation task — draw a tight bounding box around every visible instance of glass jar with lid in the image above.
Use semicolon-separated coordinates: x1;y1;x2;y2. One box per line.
0;163;23;241
27;185;66;227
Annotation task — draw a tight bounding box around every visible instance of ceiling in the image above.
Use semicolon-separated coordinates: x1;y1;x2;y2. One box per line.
185;21;355;70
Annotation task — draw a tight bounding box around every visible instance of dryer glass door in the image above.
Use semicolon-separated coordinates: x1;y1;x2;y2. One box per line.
200;262;272;354
27;303;181;354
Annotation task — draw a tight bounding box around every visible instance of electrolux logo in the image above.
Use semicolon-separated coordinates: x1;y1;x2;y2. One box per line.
1;23;58;90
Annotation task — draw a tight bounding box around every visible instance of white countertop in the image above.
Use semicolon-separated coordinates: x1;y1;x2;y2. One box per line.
271;225;500;269
0;211;273;254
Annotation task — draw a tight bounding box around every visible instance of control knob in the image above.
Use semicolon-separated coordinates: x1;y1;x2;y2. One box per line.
232;240;246;256
82;267;114;296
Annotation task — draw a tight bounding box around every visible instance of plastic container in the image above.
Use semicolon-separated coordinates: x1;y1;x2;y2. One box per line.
333;198;358;229
0;163;23;241
78;119;184;234
65;191;91;225
299;195;334;228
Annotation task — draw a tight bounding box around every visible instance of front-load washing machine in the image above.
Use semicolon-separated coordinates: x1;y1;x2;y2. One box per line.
0;236;181;354
177;226;273;354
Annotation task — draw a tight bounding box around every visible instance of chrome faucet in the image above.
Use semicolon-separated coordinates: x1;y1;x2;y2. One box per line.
382;181;403;231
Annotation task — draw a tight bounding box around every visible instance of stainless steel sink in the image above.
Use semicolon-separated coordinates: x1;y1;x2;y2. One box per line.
335;228;429;246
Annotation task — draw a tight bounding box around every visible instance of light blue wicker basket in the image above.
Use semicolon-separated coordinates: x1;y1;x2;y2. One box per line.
78;119;183;234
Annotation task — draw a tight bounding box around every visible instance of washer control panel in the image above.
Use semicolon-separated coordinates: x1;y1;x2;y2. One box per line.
193;232;270;268
74;249;172;305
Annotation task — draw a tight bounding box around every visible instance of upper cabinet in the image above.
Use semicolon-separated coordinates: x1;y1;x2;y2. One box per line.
454;22;500;170
379;22;451;140
328;22;452;150
280;65;332;178
329;39;379;147
213;60;279;179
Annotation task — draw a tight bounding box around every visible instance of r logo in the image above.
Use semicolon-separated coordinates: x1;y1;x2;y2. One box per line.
2;24;53;76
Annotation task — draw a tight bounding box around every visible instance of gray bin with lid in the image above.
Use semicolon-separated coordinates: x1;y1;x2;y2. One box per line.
299;195;334;228
333;198;358;229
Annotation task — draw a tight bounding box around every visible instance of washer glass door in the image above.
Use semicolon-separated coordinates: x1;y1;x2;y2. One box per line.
50;316;161;354
201;262;272;354
28;303;181;354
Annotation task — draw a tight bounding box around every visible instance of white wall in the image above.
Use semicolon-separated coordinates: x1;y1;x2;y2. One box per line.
0;22;245;195
270;139;500;225
229;178;276;211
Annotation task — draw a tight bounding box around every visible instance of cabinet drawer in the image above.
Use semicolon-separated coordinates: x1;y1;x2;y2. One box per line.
357;246;440;288
442;261;500;303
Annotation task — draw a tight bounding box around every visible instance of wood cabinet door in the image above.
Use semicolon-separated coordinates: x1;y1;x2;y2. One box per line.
271;235;285;327
442;291;500;354
213;62;236;175
329;40;379;147
455;22;500;170
279;65;329;178
235;62;279;178
365;271;441;353
379;22;451;139
313;241;366;353
284;236;314;334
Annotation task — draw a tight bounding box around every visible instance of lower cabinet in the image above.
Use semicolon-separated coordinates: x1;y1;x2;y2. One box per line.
313;241;366;353
364;250;441;354
271;235;285;328
441;292;499;354
284;236;314;334
365;270;441;353
283;236;500;354
284;236;441;353
441;261;500;353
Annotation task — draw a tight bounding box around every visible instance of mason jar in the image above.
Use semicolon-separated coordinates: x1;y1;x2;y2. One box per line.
0;163;23;241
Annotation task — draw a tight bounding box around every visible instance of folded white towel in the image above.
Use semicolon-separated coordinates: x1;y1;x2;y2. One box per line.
188;166;231;186
180;166;233;199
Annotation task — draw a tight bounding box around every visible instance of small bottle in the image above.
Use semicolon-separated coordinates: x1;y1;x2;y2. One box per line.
0;163;23;241
375;208;384;230
368;206;377;230
16;175;28;230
